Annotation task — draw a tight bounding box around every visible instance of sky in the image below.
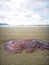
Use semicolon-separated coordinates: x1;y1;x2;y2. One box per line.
0;0;49;25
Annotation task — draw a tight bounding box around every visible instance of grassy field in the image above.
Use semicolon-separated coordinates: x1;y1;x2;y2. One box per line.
0;27;49;65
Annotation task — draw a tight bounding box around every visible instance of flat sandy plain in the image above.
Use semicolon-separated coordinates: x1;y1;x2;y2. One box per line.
0;26;49;65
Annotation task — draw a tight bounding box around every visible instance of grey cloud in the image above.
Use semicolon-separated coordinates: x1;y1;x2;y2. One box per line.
0;0;10;2
5;0;10;1
20;0;49;12
25;15;32;18
0;15;6;20
15;13;18;16
0;4;11;12
13;13;19;18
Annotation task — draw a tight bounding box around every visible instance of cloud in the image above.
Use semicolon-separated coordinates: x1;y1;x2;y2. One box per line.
0;0;49;25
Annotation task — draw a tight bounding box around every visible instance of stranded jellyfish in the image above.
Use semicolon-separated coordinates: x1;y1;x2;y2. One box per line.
3;38;49;53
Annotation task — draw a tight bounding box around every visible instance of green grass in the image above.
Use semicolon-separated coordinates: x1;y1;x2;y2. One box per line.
0;27;49;65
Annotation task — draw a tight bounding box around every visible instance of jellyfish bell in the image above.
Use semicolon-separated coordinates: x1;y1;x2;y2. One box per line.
3;40;23;53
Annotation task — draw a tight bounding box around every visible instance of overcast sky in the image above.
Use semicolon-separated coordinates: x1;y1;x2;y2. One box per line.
0;0;49;25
